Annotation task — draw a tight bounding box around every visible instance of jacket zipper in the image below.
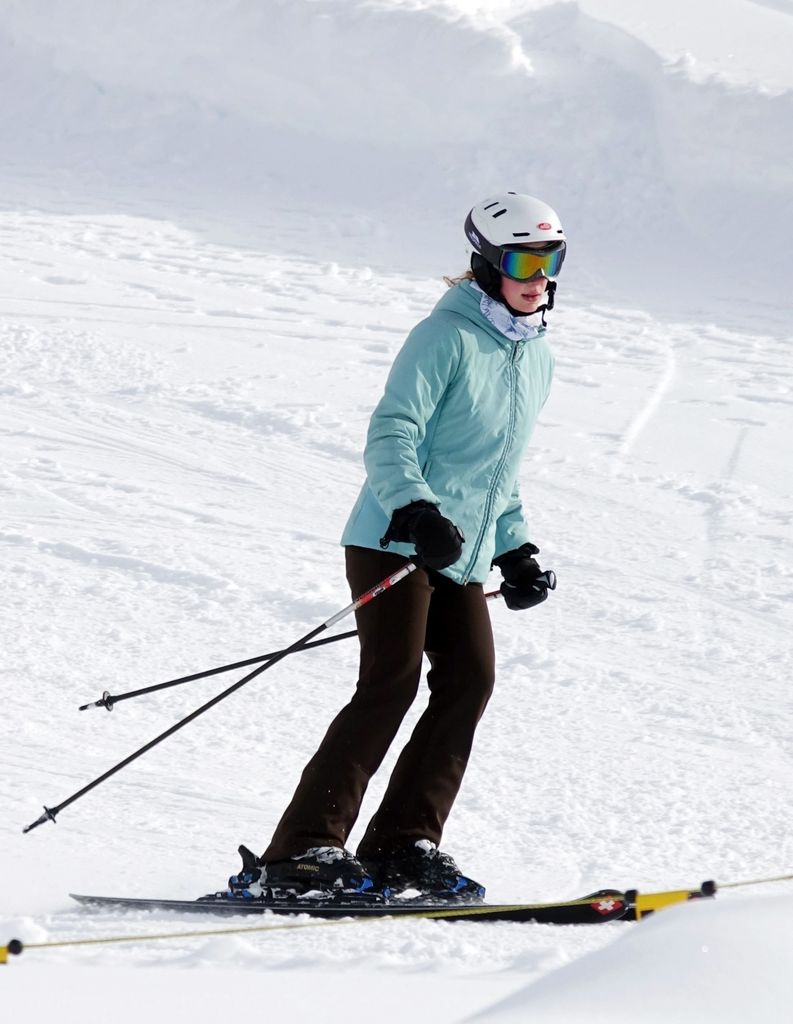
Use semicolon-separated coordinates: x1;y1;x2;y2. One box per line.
461;340;521;583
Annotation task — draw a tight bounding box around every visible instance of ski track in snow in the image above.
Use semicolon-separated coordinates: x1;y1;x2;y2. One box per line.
617;334;677;458
1;203;791;1003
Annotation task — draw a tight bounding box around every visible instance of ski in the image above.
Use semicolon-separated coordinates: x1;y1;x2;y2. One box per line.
70;889;628;924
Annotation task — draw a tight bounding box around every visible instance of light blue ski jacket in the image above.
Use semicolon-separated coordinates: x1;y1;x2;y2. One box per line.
340;279;554;584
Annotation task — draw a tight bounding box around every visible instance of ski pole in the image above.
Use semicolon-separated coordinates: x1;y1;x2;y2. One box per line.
79;630;359;712
22;560;423;834
78;590;506;712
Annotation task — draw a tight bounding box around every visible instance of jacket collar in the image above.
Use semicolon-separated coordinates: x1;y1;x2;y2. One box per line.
470;282;545;343
433;280;545;347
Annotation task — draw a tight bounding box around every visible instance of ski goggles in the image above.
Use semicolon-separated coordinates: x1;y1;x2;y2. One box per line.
499;242;566;281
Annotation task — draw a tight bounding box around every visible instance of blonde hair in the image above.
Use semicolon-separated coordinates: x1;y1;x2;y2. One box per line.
442;270;475;288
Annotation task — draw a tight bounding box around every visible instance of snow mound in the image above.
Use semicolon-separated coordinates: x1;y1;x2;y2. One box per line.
474;893;793;1023
2;0;791;309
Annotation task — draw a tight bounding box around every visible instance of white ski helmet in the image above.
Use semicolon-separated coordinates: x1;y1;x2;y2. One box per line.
465;192;566;274
464;192;567;319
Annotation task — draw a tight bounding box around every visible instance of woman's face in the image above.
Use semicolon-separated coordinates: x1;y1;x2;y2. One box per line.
499;274;549;315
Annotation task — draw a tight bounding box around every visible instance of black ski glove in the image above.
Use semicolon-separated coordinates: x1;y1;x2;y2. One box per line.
493;542;557;611
380;500;464;571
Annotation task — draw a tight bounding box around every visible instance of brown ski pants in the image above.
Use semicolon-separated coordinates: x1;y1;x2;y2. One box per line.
262;545;496;861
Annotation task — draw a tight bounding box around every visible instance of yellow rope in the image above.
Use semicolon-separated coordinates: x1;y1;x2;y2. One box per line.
718;871;793;890
24;914;381;950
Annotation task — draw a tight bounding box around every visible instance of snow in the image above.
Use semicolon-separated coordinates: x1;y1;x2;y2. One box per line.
475;894;793;1022
3;0;792;310
427;0;793;92
1;1;792;1021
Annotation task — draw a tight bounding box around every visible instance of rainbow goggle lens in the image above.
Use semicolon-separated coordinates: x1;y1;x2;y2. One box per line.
499;243;566;281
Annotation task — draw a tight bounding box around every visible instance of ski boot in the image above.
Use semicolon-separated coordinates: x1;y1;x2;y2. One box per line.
361;839;485;902
204;845;387;904
260;845;382;899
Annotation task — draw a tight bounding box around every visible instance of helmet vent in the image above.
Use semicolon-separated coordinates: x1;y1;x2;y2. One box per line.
492;209;507;218
483;201;500;210
512;231;532;238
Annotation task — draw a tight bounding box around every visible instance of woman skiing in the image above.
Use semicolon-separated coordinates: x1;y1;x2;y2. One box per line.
226;192;565;902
